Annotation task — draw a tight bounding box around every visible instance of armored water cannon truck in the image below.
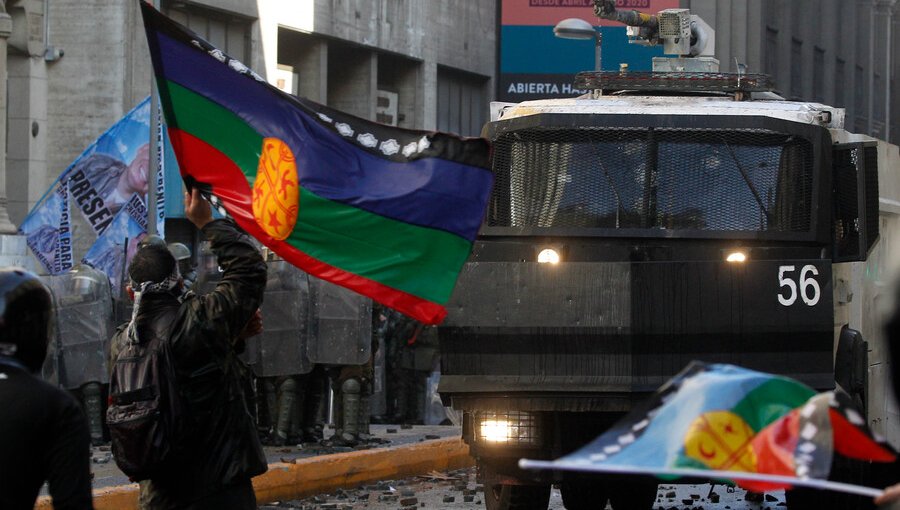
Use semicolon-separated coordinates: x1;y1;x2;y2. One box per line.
437;3;900;510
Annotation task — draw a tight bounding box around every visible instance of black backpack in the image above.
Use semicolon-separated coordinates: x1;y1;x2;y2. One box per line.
106;311;184;481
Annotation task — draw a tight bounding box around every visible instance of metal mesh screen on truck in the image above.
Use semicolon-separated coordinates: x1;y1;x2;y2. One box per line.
832;143;880;261
488;127;814;233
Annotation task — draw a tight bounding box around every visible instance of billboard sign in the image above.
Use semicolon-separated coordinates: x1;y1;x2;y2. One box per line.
499;0;679;102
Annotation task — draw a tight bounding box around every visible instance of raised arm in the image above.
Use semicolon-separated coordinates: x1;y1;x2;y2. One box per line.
183;190;267;344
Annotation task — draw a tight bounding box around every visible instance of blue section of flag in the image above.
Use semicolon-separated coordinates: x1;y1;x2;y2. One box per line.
501;26;663;74
577;364;771;468
155;32;492;242
162;128;186;218
20;184;72;275
19;97;172;288
521;362;896;497
82;195;149;296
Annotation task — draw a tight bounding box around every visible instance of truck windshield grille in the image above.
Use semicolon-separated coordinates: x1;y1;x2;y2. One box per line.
489;127;814;233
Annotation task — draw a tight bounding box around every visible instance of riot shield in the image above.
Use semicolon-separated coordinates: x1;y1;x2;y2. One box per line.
244;260;313;377
39;292;59;386
306;276;372;366
191;240;222;294
42;266;114;388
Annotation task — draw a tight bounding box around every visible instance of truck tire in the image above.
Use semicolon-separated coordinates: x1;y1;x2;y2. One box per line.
560;480;610;510
483;483;552;510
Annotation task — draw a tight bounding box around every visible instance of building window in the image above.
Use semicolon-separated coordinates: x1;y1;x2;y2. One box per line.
812;47;825;103
873;72;884;137
437;67;489;137
835;58;846;107
163;2;251;63
893;78;899;145
765;27;778;87
790;38;803;100
377;53;421;129
855;65;867;132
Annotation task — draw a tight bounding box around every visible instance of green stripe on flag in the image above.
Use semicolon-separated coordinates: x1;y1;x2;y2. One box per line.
164;80;263;180
731;379;816;432
292;188;472;303
162;81;472;303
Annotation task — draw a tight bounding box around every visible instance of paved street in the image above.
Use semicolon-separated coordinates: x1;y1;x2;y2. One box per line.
79;424;791;509
86;424;463;491
260;466;787;510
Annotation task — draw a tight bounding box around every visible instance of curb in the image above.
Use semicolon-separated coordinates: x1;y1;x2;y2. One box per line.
35;437;473;510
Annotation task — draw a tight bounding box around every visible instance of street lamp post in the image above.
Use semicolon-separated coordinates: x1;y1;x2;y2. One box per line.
553;18;602;71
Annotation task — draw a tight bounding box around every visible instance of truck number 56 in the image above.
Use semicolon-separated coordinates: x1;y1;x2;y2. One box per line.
778;265;821;306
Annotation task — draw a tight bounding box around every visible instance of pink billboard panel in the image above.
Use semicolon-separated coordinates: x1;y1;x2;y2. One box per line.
502;0;680;27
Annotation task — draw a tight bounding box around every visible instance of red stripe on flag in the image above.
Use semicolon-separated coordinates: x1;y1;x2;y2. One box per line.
747;407;800;491
830;409;896;462
168;127;449;325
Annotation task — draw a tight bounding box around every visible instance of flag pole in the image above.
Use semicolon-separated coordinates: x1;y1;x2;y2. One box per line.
147;0;161;237
518;459;886;498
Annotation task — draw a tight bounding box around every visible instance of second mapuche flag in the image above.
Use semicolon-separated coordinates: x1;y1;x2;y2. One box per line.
140;3;493;325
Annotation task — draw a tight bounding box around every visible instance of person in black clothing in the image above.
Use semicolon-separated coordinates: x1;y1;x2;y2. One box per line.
875;292;900;507
0;267;93;510
115;189;267;509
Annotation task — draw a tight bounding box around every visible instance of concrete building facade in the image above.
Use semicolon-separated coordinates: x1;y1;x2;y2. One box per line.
1;0;896;255
684;0;899;144
1;0;496;243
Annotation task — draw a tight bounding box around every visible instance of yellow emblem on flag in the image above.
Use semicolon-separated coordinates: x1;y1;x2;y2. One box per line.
253;138;299;241
683;410;758;472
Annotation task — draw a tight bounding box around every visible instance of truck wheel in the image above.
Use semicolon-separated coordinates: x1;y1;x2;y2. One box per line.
560;480;610;510
607;479;659;510
483;483;551;510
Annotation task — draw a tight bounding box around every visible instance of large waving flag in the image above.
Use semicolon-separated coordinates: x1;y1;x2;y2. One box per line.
521;362;897;497
19;97;166;289
140;3;493;325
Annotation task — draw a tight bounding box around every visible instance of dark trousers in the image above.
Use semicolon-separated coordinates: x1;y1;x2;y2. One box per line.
140;478;256;510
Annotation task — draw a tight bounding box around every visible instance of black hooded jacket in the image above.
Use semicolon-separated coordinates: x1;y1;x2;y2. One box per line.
111;219;267;506
0;359;93;510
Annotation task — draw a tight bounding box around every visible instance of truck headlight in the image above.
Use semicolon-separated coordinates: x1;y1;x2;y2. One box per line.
537;248;560;264
475;411;540;446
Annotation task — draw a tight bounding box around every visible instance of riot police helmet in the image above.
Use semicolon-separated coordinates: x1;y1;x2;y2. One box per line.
139;234;167;250
0;267;53;372
167;242;195;282
69;264;108;299
167;242;191;262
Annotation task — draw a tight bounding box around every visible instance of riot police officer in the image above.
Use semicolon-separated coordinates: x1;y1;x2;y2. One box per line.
327;316;379;447
381;309;436;425
167;242;197;289
327;364;372;446
242;258;319;446
42;264;115;446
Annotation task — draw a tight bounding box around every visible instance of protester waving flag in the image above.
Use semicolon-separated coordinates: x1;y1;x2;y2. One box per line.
140;2;493;325
520;362;897;497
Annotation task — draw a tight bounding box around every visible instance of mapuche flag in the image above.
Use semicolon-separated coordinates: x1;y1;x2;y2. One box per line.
521;362;897;497
140;3;493;324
